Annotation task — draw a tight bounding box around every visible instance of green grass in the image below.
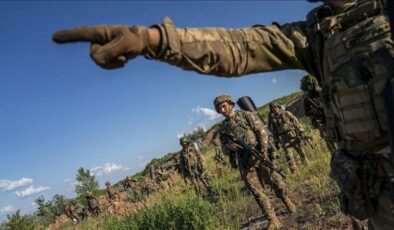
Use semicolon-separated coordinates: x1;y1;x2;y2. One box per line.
55;92;347;229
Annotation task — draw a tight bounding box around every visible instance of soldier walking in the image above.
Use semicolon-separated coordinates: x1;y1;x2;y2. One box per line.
54;0;394;227
105;181;119;210
215;95;296;230
179;137;213;196
268;102;309;173
85;192;100;217
300;75;336;153
65;200;81;224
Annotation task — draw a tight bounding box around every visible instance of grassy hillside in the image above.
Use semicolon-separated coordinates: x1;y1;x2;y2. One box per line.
2;92;363;230
54;92;362;229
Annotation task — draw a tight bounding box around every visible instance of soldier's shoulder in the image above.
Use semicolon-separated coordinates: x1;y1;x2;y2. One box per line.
305;3;330;26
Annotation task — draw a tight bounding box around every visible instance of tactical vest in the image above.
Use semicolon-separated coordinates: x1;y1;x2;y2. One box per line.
270;111;296;137
306;0;392;152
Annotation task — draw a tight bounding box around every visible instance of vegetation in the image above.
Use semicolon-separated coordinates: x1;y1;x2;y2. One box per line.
75;167;100;196
1;92;353;229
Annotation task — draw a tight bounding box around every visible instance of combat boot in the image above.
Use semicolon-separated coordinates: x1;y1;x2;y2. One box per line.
267;216;282;230
282;196;296;214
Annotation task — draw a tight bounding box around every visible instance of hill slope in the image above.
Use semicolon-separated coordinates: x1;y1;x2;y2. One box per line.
47;92;365;229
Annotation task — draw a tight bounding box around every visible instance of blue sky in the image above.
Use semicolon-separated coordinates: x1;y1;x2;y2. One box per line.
0;1;319;221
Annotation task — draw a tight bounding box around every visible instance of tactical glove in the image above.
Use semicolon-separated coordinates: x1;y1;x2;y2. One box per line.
53;25;151;69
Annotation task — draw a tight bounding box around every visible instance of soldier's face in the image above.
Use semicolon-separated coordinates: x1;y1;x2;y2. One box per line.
217;102;234;117
273;106;280;115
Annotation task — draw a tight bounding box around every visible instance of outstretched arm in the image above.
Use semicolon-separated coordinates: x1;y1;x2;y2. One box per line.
53;18;315;75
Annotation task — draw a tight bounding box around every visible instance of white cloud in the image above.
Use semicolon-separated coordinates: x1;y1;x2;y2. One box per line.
90;163;130;177
63;178;78;187
192;107;220;120
14;186;50;198
272;78;277;84
177;132;186;138
0;205;16;216
0;178;33;192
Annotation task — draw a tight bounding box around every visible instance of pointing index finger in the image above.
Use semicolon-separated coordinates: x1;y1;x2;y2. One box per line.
52;26;107;44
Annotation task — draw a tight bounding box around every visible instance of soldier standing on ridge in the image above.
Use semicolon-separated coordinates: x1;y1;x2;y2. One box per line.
53;0;394;228
105;181;119;210
268;102;309;173
179;137;213;196
85;192;100;217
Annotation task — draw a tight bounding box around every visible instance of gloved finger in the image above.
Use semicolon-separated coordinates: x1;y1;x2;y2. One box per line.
90;43;126;69
90;33;136;66
53;26;116;44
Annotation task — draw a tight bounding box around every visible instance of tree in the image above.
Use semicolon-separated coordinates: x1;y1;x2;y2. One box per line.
0;210;34;230
75;167;99;196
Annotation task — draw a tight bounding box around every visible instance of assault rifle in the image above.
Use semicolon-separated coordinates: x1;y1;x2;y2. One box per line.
299;134;314;149
222;133;287;179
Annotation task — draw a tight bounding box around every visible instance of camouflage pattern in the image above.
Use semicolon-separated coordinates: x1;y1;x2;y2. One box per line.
65;201;81;223
86;193;100;217
268;108;309;172
151;2;394;227
300;75;336;152
179;142;213;195
213;95;234;112
124;176;137;191
106;182;119;208
153;166;173;190
219;110;296;226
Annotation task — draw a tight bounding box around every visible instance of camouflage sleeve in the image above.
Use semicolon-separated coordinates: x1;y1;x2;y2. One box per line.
244;111;269;152
150;18;315;77
179;154;187;177
218;126;232;156
286;111;304;133
194;149;205;169
268;115;279;142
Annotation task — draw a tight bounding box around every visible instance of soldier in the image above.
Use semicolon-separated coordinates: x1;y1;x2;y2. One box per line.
124;175;137;191
105;181;119;210
85;192;100;217
211;130;228;168
53;0;394;228
300;75;336;152
65;200;80;224
215;95;296;229
179;136;213;196
268;102;309;173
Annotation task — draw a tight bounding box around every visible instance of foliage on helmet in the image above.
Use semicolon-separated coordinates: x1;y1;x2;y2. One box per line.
300;75;321;92
180;136;190;145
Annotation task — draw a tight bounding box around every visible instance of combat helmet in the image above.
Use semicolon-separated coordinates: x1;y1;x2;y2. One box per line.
214;95;235;112
269;102;280;110
86;191;93;197
300;75;321;92
180;136;190;145
105;181;111;186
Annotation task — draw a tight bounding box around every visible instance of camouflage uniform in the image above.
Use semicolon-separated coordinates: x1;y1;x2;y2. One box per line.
65;201;80;223
268;104;309;172
179;137;213;195
216;95;296;229
301;75;336;152
85;192;100;217
124;176;137;191
211;130;228;167
153;166;172;190
105;181;119;209
54;0;394;227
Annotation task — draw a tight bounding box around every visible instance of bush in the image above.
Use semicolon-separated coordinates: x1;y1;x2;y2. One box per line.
104;195;217;230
